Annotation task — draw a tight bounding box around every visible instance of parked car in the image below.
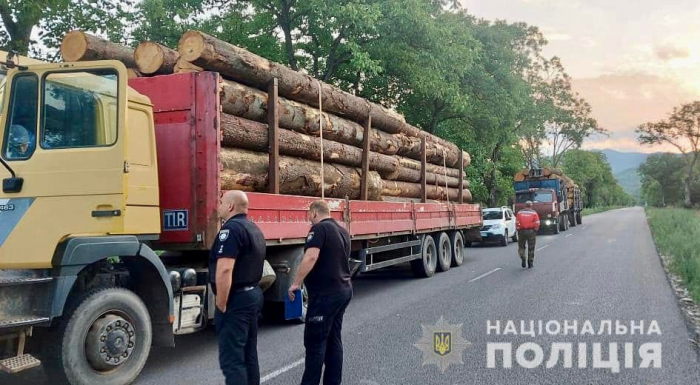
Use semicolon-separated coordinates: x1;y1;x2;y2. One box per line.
480;207;518;246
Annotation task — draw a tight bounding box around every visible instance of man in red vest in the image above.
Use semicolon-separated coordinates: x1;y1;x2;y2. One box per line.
516;201;541;268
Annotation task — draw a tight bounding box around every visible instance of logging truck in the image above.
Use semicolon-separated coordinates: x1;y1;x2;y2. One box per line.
0;48;481;384
513;168;583;234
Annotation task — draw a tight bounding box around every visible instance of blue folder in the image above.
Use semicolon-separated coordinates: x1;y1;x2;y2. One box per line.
285;289;303;320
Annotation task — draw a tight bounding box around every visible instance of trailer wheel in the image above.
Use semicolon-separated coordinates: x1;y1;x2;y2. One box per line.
576;212;582;225
44;287;152;385
450;231;465;267
434;232;452;272
411;235;437;278
569;211;577;227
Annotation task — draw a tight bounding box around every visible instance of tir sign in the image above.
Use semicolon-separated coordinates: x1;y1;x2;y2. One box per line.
163;210;188;231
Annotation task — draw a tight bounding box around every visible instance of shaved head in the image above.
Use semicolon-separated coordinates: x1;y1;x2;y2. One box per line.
218;190;249;221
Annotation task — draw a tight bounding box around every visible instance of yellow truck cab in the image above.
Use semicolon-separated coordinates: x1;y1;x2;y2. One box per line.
0;51;172;384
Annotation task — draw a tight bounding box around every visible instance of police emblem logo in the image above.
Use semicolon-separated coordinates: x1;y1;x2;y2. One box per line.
433;332;451;356
306;232;314;242
414;316;471;373
219;229;230;242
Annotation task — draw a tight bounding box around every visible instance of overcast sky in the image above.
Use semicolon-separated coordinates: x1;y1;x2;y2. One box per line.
461;0;700;153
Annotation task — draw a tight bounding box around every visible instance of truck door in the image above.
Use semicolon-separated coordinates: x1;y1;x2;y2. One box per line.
0;62;127;269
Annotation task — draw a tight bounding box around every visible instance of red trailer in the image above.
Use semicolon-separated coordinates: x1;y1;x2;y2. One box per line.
128;71;482;321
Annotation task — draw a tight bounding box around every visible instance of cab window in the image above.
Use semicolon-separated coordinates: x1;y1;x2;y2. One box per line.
2;74;38;160
41;70;117;149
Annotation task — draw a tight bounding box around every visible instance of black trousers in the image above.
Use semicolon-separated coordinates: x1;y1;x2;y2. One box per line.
215;286;263;385
301;288;353;385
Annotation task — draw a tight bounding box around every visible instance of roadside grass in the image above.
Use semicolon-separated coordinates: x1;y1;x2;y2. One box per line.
582;205;628;216
646;207;700;302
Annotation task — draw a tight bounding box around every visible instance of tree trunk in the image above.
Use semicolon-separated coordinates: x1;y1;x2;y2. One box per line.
177;31;463;165
382;180;470;202
61;31;136;67
134;41;179;74
221;114;466;187
684;176;692;207
220;148;382;200
173;57;203;73
220;114;399;175
220;80;469;168
398;157;466;179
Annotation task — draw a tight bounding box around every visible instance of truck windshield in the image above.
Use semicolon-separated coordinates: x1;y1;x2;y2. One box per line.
483;210;503;220
516;192;553;203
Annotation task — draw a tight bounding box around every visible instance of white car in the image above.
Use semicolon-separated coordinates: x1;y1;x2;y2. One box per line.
480;207;518;246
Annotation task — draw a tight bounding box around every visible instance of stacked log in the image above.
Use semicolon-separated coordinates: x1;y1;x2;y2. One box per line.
60;30;474;203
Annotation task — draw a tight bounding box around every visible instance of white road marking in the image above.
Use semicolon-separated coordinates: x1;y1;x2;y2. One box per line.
469;268;501;283
582;226;588;230
565;234;573;238
536;244;549;251
261;358;305;383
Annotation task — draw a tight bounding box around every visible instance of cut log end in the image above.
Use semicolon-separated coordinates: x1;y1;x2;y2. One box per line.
127;68;142;78
135;41;165;74
178;30;205;62
60;31;88;62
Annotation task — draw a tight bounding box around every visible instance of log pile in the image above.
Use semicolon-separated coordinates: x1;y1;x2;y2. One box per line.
60;30;474;202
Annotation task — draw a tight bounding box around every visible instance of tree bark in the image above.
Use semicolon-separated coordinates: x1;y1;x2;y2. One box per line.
220;80;469;168
134;41;179;74
61;31;136;67
221;114;467;187
220;148;382;200
382;180;470;202
220;114;399;175
177;30;463;165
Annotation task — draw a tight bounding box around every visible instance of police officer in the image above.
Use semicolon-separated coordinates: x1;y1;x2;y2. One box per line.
516;200;541;268
288;200;353;385
209;190;265;385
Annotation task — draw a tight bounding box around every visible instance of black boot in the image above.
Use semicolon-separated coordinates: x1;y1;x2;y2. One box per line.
521;259;526;268
528;260;534;268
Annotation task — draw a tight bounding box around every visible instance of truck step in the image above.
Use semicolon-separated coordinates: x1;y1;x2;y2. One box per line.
0;277;53;287
0;354;41;374
0;316;50;330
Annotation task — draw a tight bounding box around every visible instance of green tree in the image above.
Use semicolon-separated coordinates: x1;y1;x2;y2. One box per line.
562;150;632;207
638;153;684;207
637;101;700;207
0;0;132;58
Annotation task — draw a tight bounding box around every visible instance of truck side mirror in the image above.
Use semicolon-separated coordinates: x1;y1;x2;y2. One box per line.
3;177;23;193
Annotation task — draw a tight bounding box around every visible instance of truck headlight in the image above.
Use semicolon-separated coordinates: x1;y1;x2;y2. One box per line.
545;220;552;225
547;214;552;218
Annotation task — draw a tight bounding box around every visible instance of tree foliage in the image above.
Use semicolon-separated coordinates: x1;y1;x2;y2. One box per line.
8;0;605;206
562;150;633;208
637;101;700;206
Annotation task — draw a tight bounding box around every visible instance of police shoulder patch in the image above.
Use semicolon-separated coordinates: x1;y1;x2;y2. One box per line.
219;229;230;242
306;231;314;242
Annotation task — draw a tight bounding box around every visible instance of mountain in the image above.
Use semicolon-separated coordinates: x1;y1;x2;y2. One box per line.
614;167;642;199
597;149;652;174
594;150;657;200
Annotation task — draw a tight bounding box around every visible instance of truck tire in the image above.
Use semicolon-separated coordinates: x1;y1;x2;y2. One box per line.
576;212;582;225
411;235;437;278
563;215;569;231
450;231;465;267
569;212;577;227
434;232;452;272
43;287;152;385
553;219;560;234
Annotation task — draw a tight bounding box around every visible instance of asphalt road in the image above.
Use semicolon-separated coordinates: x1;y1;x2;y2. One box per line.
6;207;700;384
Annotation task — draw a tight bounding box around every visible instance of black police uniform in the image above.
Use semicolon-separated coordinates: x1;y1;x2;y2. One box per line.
301;218;353;385
209;213;266;385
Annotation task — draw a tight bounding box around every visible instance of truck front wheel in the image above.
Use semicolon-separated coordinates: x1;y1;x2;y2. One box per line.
45;287;152;385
